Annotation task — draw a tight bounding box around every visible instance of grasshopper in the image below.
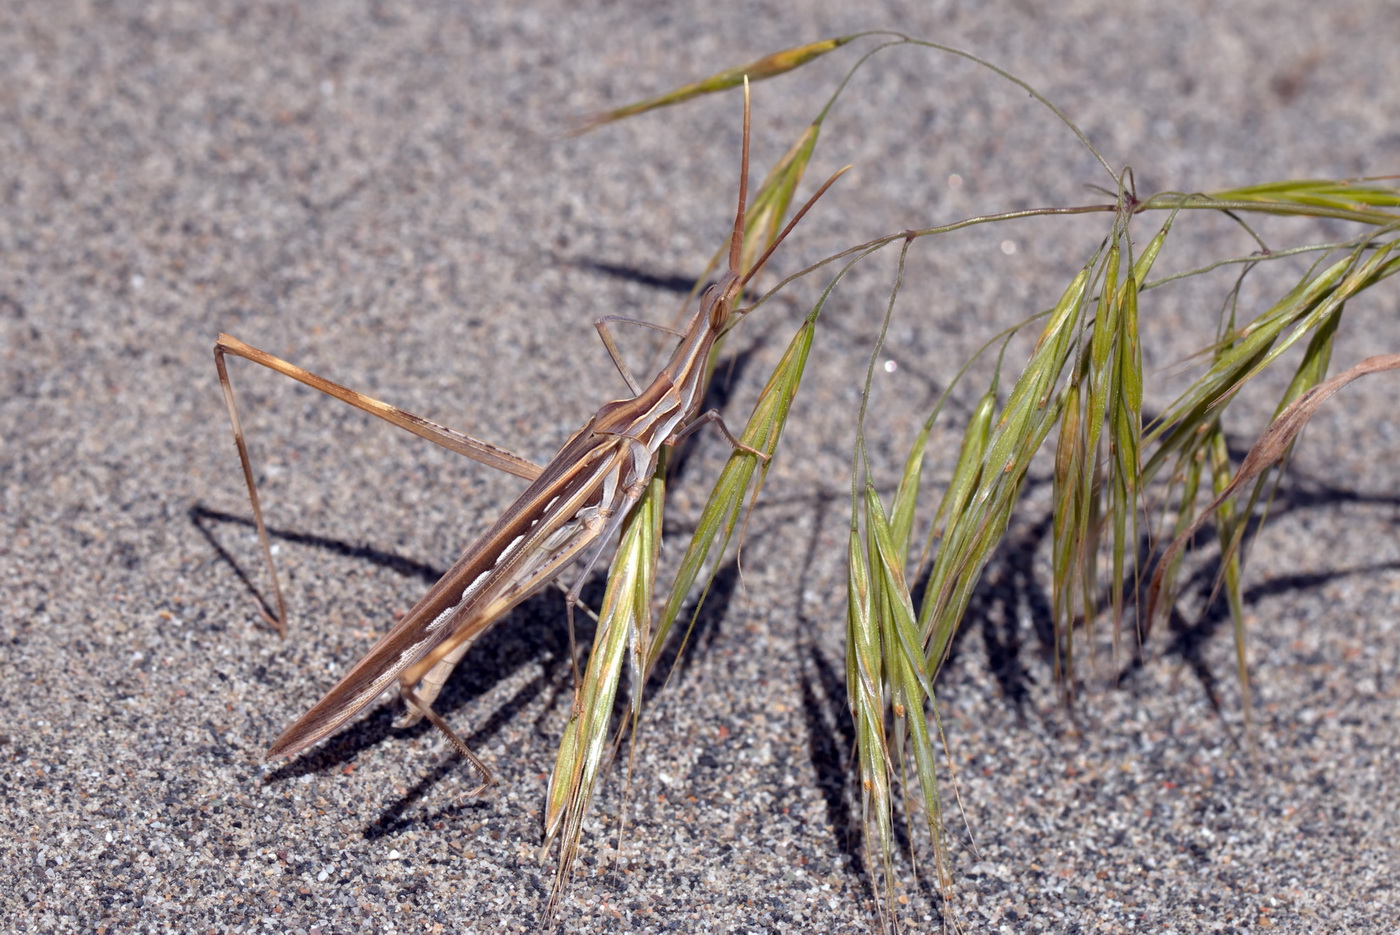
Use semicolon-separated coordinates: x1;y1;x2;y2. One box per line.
215;84;840;791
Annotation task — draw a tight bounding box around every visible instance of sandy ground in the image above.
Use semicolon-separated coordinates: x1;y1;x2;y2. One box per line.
4;2;1398;932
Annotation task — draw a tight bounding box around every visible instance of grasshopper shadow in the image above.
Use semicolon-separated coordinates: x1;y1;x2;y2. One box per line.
358;582;596;840
191;503;443;630
571;258;698;298
194;503;605;786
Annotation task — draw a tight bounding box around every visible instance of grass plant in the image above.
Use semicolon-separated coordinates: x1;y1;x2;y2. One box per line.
550;32;1400;929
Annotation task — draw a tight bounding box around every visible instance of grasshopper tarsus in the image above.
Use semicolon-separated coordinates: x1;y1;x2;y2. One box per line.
258;605;287;637
402;685;495;793
669;408;771;462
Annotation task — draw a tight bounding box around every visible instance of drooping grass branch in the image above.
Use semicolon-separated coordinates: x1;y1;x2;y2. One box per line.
561;32;1400;931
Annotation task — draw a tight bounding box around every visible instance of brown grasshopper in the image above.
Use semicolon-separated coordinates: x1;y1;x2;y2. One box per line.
215;84;841;790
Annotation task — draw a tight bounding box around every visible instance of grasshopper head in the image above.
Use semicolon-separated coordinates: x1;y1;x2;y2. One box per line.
707;270;745;331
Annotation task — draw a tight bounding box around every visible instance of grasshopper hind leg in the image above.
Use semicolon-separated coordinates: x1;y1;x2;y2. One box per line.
399;683;494;796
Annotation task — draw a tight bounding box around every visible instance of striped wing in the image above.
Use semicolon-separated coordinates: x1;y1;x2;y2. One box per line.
265;423;633;759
